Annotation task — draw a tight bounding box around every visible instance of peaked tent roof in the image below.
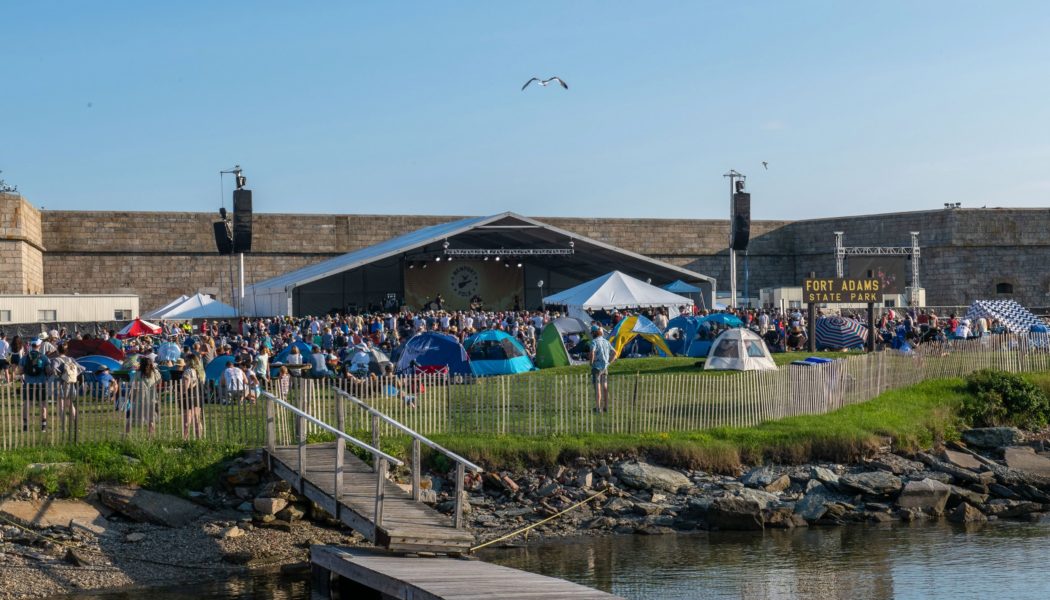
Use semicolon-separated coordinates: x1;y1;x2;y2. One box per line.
244;212;713;315
663;280;702;293
157;293;237;319
965;299;1044;334
144;295;189;319
542;271;694;310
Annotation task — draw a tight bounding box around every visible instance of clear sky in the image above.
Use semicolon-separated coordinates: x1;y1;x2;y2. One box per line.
3;1;1049;220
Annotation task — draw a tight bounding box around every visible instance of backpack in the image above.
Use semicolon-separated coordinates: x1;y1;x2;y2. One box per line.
57;357;79;384
25;351;47;378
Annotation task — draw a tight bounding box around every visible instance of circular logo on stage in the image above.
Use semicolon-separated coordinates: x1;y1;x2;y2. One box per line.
450;265;480;298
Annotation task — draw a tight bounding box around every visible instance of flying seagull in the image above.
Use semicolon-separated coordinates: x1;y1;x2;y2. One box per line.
762;161;768;170
522;76;569;91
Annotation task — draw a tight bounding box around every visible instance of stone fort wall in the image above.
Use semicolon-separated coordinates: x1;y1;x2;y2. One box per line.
16;197;1050;312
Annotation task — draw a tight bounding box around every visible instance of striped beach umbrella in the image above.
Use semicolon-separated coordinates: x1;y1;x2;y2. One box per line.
815;316;868;350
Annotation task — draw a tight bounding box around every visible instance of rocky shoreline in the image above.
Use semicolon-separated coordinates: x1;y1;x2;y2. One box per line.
2;426;1049;598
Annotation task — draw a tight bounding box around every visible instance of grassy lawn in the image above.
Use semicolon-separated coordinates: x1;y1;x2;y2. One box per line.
527;351;858;377
409;377;969;472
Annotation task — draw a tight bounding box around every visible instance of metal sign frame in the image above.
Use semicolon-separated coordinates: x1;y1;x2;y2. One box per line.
834;231;921;306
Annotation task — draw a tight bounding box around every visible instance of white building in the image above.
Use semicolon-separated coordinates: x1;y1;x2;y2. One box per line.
0;294;139;325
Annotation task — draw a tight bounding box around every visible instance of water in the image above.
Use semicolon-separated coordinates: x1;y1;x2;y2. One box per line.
60;521;1050;599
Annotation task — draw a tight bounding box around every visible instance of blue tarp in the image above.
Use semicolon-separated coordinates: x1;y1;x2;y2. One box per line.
395;332;471;376
464;330;535;377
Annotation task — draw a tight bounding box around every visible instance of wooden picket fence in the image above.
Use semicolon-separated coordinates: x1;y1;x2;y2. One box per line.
3;333;1050;449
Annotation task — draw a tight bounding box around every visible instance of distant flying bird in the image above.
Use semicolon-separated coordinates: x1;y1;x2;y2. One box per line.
522;76;569;91
762;161;768;170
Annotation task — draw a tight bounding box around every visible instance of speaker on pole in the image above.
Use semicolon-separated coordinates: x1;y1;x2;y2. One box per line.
731;192;751;251
232;189;253;253
213;221;233;255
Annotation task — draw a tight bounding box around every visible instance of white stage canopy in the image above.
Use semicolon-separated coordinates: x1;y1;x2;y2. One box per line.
543;271;693;321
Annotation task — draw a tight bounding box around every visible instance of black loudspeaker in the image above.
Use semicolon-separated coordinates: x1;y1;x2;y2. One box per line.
731;192;751;251
213;221;233;255
233;189;253;253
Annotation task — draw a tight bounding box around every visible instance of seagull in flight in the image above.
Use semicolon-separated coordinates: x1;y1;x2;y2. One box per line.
762;161;768;170
522;76;569;91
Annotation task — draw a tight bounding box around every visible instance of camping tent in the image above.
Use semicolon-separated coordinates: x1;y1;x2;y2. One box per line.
66;339;125;361
115;318;162;339
535;317;594;369
151;293;237;320
344;345;393;376
272;340;314;364
703;328;777;371
394;332;471;376
965;299;1045;334
205;355;237;384
608;314;674;358
663;315;715;358
156;342;182;363
543;271;693;322
699;313;744;328
463;330;535;376
143;295;189;320
815;316;868;350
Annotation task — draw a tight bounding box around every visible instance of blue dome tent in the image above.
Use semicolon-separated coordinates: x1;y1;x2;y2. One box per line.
205;355;237;384
663;315;715;358
463;330;535;376
395;332;471;376
273;340;314;364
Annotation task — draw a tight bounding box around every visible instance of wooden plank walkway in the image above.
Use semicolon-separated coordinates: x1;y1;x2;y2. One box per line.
311;546;625;600
266;442;474;554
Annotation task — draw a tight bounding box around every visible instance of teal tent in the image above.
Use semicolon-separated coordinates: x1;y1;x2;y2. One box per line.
463;330;535;376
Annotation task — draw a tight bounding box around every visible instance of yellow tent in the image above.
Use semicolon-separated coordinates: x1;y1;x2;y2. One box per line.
608;315;674;358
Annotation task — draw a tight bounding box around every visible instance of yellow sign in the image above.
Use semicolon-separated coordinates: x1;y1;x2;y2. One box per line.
803;278;881;304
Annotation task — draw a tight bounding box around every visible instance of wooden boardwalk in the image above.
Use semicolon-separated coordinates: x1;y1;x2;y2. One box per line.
311;546;625;600
267;442;474;554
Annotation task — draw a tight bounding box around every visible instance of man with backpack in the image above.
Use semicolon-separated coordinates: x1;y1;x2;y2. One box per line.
50;343;82;435
21;338;53;432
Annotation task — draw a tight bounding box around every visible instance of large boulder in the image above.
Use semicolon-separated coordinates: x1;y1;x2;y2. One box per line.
948;502;988;524
839;471;903;496
1003;447;1050;477
707;495;764;531
897;478;951;513
740;466;790;492
961;427;1024;449
810;466;840;486
98;486;203;527
616;462;691;493
736;488;779;509
794;483;834;522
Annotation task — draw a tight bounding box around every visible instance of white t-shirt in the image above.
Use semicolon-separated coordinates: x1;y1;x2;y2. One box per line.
0;339;9;359
222;366;248;391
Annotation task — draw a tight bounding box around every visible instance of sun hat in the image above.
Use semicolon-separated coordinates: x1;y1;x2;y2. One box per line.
174;358;186;368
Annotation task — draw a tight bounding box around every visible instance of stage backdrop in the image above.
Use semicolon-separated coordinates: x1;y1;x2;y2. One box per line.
847;256;909;294
404;261;524;310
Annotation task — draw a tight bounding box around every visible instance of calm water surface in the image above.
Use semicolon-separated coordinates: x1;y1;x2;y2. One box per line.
66;521;1050;599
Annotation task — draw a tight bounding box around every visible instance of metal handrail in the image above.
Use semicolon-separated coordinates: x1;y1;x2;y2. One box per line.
260;391;403;466
333;387;483;473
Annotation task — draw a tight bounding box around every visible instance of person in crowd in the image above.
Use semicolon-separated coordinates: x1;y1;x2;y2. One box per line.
50;343;81;434
221;358;248;404
589;325;614;413
177;356;203;439
21;338;52;432
0;332;11;384
128;357;162;436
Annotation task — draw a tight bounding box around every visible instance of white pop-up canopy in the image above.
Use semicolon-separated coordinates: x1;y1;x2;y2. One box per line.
143;295;189;319
543;271;693;321
152;293;237;319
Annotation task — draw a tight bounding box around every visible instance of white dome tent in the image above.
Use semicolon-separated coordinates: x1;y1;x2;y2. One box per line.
703;328;777;371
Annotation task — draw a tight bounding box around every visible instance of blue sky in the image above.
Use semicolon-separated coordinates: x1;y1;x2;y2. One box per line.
3;2;1049;220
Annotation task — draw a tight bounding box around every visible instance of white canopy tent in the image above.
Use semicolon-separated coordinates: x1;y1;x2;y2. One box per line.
542;271;693;321
143;295;189;320
151;293;237;320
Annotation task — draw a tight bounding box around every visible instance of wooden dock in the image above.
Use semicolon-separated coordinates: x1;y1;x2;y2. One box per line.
267;442;474;554
311;546;625;600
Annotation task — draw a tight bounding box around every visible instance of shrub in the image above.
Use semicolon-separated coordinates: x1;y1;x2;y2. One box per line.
962;369;1050;429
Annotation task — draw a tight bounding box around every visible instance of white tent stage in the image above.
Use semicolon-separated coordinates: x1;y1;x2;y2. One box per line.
243;213;715;317
143;295;189;319
148;293;238;320
542;271;694;321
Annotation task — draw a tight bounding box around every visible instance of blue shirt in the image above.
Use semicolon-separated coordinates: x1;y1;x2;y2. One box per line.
591;337;614;371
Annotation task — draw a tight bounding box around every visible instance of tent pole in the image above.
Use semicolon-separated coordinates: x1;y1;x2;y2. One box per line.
239;253;245;316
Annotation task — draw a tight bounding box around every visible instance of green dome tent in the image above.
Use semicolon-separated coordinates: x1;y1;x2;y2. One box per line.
535;317;594;369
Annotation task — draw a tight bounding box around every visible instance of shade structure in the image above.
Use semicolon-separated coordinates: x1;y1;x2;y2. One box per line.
115;318;162;339
662;280;703;294
608;314;674;358
704;328;777;371
66;339;125;361
699;313;744;328
543;271;693;322
534;317;594;369
156;342;182;363
463;330;535;376
143;295;189;319
155;293;237;319
394;332;470;376
964;299;1044;334
814;316;868;350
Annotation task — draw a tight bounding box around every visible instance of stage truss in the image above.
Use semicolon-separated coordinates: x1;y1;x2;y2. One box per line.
834;231;921;306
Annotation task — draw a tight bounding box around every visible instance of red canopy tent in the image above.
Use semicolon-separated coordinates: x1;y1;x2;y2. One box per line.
115;318;162;339
66;338;125;361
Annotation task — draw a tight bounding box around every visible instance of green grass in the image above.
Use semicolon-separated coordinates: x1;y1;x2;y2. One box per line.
405;377;969;473
527;351;856;377
0;440;244;498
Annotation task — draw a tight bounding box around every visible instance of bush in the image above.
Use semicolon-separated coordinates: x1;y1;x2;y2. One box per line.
962;369;1050;429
